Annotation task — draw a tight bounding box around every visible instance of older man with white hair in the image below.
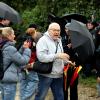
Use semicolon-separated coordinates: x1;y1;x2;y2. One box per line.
34;22;70;100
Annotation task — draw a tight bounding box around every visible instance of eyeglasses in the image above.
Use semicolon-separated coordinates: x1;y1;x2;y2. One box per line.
50;29;60;32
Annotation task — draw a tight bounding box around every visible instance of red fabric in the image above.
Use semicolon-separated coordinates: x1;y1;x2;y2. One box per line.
29;52;37;64
70;67;79;86
63;64;70;91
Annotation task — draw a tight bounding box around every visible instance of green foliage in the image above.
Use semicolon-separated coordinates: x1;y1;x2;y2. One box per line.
1;0;37;12
1;0;100;33
21;5;48;32
79;75;96;88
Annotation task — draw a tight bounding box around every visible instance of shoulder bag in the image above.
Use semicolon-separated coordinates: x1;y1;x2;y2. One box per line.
33;42;59;74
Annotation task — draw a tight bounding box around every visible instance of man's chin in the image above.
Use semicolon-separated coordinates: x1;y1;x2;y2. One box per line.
53;37;59;41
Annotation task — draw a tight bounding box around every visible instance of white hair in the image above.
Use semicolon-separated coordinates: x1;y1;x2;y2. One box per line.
48;22;60;30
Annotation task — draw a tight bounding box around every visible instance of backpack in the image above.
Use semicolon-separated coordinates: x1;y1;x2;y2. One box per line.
0;40;12;80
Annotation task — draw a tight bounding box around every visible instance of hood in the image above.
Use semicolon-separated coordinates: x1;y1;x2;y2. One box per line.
44;31;53;40
44;31;51;37
0;39;8;48
2;41;15;50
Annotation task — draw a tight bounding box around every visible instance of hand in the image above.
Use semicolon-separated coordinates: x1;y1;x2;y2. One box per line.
23;41;31;48
67;61;76;67
67;43;72;48
56;53;70;60
25;62;34;69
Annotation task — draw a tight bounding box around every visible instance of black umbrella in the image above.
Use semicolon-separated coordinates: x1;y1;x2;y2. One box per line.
0;2;21;24
68;19;95;63
61;13;88;24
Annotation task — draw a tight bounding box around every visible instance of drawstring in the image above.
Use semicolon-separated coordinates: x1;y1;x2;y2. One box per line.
57;42;63;53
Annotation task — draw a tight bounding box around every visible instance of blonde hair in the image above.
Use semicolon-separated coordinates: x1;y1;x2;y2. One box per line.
0;27;14;38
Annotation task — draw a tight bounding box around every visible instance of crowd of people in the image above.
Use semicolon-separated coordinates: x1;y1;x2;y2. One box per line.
0;16;100;100
87;21;100;97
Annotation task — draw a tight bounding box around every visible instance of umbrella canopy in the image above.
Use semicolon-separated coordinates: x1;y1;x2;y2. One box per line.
0;2;22;24
61;13;88;24
68;19;95;63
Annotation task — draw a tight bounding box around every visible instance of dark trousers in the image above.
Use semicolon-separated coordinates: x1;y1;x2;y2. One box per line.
96;59;100;77
64;67;78;100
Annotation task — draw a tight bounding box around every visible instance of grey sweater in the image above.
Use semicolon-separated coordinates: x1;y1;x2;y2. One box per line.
36;31;64;78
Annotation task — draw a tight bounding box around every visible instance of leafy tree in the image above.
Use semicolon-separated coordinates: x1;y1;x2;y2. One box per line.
1;0;100;32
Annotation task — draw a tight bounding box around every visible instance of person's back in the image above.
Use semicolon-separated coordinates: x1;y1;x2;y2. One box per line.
62;23;78;100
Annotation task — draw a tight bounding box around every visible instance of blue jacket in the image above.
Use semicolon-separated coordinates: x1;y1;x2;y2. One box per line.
2;41;31;83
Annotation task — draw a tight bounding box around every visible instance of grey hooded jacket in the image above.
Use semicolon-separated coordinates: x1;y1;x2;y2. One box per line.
1;41;31;82
36;31;64;78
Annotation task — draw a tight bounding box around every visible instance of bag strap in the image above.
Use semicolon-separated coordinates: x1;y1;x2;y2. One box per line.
2;46;13;72
55;42;59;53
4;62;12;72
0;40;12;72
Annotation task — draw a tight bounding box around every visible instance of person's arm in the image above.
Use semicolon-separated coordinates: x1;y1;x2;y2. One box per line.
8;41;31;66
36;37;70;62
